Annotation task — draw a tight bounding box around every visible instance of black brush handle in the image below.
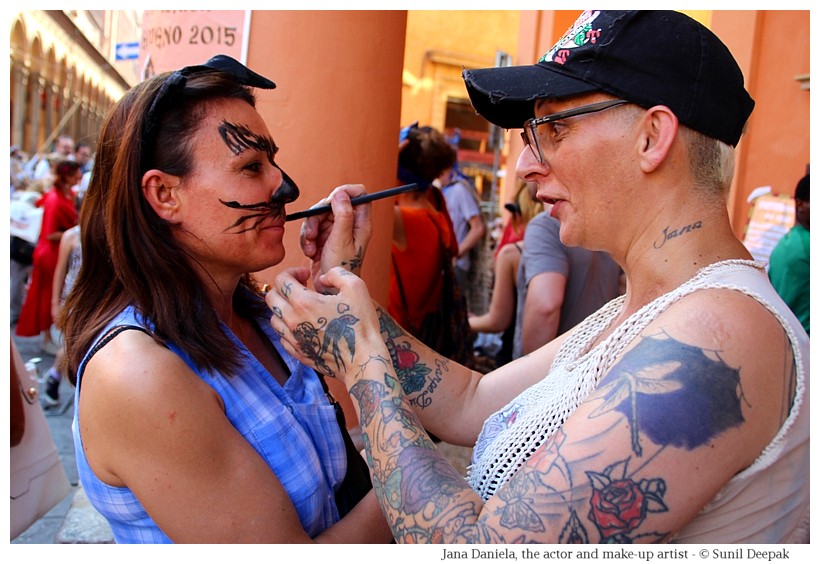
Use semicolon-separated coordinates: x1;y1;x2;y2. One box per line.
285;183;420;221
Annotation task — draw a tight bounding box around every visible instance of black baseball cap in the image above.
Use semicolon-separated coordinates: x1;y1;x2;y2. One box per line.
462;10;754;147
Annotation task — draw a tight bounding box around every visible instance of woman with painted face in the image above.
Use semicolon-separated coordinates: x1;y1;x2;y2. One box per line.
59;56;388;543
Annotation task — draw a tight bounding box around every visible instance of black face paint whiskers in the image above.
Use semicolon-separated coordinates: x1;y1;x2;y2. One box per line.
220;198;287;234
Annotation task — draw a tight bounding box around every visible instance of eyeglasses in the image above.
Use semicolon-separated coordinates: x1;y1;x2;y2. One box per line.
521;99;629;163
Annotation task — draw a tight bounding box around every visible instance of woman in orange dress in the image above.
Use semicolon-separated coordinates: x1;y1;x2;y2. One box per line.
15;160;81;354
389;126;460;349
390;193;458;332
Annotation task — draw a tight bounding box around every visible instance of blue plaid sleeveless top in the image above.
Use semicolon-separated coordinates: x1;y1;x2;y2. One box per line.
72;305;347;543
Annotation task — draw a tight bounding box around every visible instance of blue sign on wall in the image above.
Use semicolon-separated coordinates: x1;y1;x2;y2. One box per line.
115;41;140;61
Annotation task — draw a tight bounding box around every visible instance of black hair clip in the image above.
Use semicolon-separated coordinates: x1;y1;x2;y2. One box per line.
175;54;276;91
142;55;276;169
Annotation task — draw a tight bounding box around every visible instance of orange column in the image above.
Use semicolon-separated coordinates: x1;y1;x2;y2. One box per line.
246;11;408;307
709;10;759;239
246;11;408;428
711;10;810;238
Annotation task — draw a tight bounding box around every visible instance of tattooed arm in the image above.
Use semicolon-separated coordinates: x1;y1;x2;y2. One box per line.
458;289;798;543
271;270;797;543
271;263;567;446
370;302;566;445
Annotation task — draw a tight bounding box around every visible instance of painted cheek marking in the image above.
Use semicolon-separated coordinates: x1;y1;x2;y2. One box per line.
215;120;300;233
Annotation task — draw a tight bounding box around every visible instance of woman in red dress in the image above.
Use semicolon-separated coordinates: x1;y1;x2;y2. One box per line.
16;160;81;354
390;126;466;362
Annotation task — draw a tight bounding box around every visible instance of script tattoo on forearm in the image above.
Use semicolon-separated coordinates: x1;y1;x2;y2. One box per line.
407;358;447;410
375;306;447;409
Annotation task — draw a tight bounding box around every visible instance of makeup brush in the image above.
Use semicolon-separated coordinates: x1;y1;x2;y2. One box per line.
285;183;420;221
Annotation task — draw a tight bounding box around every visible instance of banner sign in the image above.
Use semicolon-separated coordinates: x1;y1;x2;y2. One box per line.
742;191;795;265
139;10;249;79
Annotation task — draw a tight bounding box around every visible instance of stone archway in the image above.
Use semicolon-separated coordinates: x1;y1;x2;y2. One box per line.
10;18;29;149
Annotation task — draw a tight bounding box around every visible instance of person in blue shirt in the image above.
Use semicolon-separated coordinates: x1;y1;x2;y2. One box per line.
768;173;809;335
60;55;389;543
439;167;486;297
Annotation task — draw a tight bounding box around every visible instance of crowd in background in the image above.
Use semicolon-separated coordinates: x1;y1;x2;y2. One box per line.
10;135;90;407
11;126;809;384
9;36;809;543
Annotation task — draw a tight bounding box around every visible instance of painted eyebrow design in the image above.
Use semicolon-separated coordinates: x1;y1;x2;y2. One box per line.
218;120;278;161
214;121;300;233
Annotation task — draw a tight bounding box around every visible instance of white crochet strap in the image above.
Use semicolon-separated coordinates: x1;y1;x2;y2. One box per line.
467;260;803;500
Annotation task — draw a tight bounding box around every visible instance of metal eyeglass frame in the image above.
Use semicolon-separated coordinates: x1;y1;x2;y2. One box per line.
521;99;629;163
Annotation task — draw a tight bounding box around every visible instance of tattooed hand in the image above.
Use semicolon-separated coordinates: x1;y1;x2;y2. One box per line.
297;184;372;294
267;266;384;384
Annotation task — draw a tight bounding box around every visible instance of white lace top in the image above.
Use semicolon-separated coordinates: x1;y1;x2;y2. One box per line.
467;260;810;543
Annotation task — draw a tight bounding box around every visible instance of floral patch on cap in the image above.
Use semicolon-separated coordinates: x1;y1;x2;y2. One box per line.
539;10;602;66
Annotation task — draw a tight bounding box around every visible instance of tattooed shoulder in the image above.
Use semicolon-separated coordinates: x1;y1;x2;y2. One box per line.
591;331;746;457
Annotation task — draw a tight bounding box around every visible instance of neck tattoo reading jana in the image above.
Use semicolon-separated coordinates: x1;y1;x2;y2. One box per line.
654;220;703;249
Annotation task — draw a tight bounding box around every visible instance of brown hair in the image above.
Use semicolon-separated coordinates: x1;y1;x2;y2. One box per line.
54;160;82;187
398;126;457;185
61;71;266;384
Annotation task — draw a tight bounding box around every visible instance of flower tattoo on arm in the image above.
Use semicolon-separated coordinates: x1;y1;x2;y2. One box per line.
375;306;447;407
